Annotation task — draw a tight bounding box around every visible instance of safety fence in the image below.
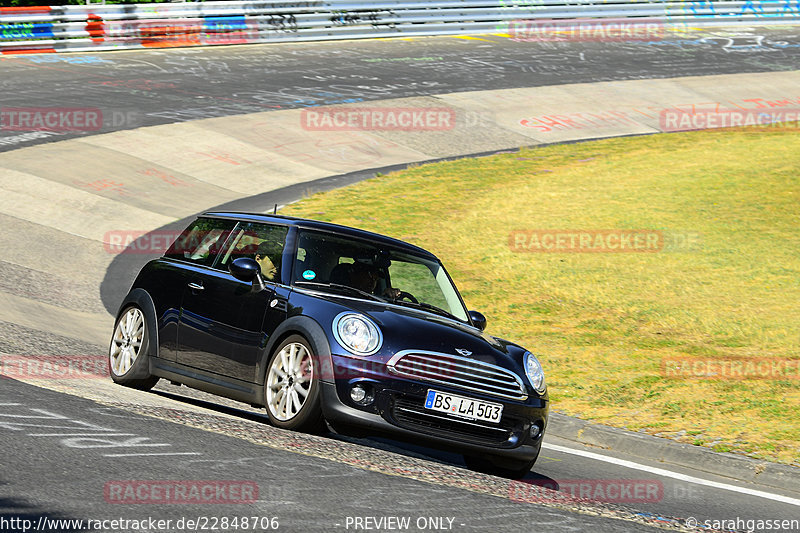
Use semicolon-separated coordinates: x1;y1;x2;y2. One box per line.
1;1;800;54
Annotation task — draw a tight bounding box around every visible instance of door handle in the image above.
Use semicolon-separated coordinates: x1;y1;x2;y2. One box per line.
188;282;204;291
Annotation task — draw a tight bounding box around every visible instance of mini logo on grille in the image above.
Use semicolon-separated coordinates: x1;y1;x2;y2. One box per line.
455;349;472;357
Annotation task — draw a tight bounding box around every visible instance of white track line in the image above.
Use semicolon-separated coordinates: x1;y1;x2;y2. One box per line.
543;443;800;507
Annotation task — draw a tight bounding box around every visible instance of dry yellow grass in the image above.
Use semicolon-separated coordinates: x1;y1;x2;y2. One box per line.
281;129;800;465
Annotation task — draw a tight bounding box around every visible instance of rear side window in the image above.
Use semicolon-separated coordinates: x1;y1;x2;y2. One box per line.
165;217;236;267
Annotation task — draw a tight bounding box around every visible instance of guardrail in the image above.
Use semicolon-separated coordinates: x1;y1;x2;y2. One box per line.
2;1;800;54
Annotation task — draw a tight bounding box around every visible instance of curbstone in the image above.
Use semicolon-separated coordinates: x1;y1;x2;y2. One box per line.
547;413;800;493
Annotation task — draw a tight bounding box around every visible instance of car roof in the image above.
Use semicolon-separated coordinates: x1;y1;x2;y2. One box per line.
202;211;438;260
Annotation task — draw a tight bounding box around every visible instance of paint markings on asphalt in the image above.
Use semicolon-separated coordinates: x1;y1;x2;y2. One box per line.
0;413;68;418
0;402;200;456
104;452;202;457
29;432;135;437
544;443;800;507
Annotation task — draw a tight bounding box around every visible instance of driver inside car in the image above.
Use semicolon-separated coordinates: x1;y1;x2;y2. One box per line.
349;261;401;299
254;240;281;281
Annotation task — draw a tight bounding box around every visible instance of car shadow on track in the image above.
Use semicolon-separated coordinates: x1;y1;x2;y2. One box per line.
149;386;555;482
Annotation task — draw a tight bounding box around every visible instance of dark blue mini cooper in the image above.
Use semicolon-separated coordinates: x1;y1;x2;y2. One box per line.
109;212;548;477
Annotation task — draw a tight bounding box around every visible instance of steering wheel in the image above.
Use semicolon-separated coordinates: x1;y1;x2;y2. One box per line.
396;291;418;304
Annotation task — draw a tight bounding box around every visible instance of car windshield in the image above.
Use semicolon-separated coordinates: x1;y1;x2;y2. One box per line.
292;229;469;322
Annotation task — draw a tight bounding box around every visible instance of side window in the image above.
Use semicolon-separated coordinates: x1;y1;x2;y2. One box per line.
218;222;288;282
165;217;236;267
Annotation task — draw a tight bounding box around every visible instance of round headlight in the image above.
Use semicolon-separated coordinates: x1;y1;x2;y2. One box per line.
333;313;382;356
524;352;547;394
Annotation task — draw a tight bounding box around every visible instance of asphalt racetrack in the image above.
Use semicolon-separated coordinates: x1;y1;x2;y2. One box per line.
2;27;800;150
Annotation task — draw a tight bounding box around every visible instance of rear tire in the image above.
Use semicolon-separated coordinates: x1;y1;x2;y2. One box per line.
264;335;324;433
108;305;159;391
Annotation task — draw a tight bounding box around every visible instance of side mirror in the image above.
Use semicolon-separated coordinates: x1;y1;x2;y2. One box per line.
229;257;260;283
469;310;487;331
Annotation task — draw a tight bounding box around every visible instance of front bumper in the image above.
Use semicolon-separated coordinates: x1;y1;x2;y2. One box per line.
319;355;548;461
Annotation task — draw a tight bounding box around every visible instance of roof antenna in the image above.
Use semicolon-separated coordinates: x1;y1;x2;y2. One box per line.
273;203;278;215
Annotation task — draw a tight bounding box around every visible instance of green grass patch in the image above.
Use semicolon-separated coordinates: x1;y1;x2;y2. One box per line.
280;128;800;465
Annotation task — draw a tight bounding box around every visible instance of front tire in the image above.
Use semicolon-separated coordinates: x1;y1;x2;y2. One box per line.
108;305;159;391
464;440;541;479
264;335;323;432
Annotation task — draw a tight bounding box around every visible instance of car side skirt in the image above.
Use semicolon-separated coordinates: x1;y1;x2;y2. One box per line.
150;357;261;406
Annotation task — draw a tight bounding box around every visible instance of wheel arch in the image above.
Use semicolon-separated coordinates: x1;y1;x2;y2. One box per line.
115;288;160;363
253;315;333;405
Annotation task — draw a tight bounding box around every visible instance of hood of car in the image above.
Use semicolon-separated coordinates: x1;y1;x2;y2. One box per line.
317;293;523;366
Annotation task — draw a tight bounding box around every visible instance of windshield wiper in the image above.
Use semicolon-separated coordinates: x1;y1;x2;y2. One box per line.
294;281;385;302
419;302;461;320
418;302;463;322
391;299;462;322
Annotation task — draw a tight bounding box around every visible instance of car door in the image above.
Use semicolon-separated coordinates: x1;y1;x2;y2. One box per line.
156;216;239;362
177;221;290;384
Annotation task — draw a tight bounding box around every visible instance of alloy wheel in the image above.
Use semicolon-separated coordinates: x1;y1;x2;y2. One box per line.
266;341;313;421
110;307;144;377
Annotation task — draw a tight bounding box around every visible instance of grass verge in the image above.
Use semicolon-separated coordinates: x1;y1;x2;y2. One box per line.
280;128;800;465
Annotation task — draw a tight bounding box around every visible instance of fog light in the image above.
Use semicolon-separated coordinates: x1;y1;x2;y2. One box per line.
350;384;367;403
530;424;541;440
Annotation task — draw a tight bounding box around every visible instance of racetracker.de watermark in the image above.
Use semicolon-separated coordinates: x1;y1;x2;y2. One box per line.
1;107;103;132
509;479;663;504
300;107;457;131
662;358;799;380
104;230;182;255
509;18;665;42
0;515;279;533
0;355;108;379
508;230;701;253
104;480;259;504
660;108;800;132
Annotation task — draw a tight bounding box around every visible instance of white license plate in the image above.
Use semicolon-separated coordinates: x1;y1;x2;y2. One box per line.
424;389;503;423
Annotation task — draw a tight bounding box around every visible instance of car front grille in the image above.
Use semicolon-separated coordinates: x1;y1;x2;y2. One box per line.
386;350;528;400
391;395;514;446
